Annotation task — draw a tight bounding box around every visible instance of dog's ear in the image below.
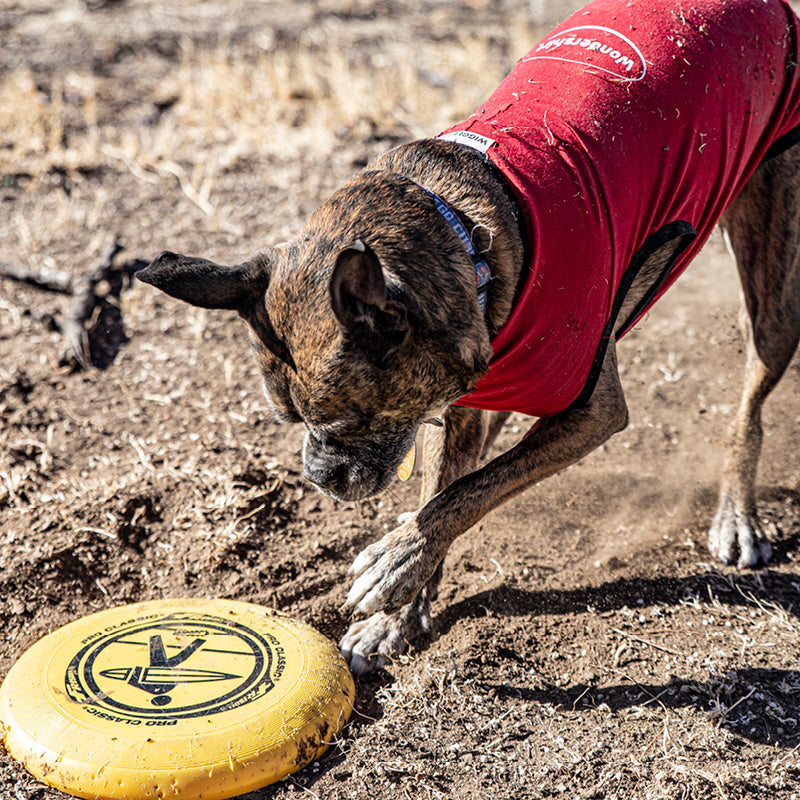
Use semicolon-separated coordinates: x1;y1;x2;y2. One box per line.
330;239;409;366
137;251;270;313
138;249;294;368
330;239;388;321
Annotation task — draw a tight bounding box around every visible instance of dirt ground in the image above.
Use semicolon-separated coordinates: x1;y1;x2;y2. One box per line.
2;1;800;798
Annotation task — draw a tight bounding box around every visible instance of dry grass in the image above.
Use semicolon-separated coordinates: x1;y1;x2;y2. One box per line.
328;575;800;800
0;20;536;259
0;33;519;199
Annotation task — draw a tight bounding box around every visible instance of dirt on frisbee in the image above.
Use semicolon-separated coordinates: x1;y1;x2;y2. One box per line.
1;1;800;799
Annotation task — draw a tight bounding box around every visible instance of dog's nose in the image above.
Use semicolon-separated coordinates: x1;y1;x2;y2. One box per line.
304;470;349;495
302;447;350;495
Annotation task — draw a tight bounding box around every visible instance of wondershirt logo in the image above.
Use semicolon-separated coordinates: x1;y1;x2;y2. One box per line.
525;25;646;81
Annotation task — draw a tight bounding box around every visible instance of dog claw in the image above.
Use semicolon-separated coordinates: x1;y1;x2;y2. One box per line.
737;536;772;570
340;596;434;675
340;614;400;675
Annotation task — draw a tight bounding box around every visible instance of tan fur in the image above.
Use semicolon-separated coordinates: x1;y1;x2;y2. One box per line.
709;146;800;567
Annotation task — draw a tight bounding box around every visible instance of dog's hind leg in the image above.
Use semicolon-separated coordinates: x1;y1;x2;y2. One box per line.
482;411;512;459
340;406;488;674
712;146;800;567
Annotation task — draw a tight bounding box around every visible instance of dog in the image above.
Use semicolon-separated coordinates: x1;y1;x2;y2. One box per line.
139;0;800;674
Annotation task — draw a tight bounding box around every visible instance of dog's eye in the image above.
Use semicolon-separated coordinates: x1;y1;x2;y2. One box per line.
272;407;302;424
262;377;302;424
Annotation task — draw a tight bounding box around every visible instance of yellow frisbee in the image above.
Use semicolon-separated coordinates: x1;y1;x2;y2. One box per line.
0;598;354;800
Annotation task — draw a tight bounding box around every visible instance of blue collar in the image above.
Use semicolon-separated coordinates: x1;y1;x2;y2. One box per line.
419;186;491;316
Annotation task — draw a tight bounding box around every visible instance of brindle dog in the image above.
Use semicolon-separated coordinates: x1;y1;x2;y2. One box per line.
138;132;799;673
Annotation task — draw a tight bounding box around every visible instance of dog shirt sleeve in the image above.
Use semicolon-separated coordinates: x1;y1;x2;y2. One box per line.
446;0;800;418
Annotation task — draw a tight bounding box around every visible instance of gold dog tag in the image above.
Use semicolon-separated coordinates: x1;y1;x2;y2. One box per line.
397;443;415;481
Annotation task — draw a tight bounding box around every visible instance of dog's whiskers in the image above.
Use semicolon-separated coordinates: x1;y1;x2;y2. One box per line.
384;485;405;505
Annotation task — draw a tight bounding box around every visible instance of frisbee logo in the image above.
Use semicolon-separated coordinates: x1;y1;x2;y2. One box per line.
526;25;646;82
65;611;278;721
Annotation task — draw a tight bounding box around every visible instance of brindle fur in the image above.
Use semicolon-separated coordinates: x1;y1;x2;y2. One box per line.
138;130;800;675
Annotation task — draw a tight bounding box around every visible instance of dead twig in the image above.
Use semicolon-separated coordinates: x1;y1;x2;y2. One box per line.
610;627;683;657
58;236;125;369
2;237;148;371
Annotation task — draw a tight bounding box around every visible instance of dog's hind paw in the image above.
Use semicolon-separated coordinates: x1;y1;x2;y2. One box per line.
708;497;772;569
340;601;433;676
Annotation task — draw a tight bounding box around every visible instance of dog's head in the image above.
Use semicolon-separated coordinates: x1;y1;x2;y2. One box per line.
138;171;491;501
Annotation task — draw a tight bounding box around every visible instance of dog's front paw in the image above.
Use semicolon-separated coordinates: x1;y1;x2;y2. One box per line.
339;601;433;676
344;515;435;617
708;496;772;569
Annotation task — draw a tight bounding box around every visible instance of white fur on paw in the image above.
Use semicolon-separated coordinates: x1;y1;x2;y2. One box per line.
345;524;428;616
709;498;772;569
345;565;419;617
339;613;407;676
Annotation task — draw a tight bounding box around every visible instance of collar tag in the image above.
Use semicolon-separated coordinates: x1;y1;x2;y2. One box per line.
397;443;416;481
439;130;497;154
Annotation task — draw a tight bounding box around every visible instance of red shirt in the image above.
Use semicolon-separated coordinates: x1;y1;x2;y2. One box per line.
446;0;800;417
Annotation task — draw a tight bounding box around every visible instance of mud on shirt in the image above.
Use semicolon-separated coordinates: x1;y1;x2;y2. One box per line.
445;0;800;417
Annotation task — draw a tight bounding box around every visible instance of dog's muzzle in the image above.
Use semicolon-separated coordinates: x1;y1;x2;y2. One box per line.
303;433;389;500
302;432;396;501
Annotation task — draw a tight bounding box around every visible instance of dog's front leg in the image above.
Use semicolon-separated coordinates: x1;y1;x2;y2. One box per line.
340;406;490;674
343;343;629;620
